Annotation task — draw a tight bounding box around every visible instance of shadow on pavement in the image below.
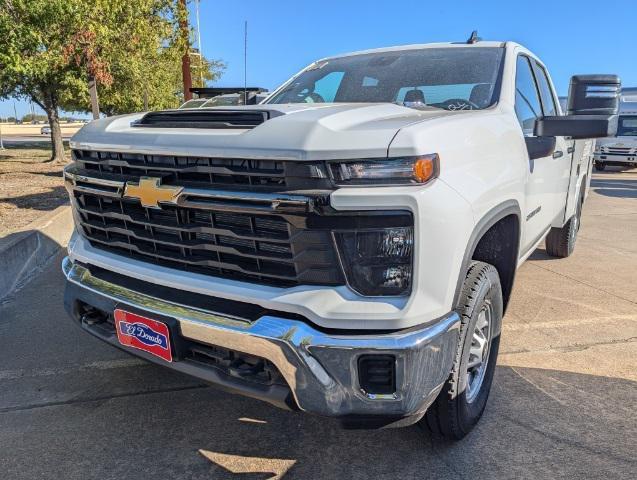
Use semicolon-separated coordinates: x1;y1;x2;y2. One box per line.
528;247;551;261
1;361;635;479
591;172;637;198
0;185;67;211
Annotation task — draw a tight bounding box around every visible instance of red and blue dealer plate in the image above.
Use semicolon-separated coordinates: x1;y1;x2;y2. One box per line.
114;309;173;362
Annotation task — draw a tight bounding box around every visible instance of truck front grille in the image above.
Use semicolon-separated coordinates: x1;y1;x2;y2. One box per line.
72;190;340;287
601;146;636;155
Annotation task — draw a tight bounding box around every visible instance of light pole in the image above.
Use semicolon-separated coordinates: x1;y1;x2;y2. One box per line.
195;0;203;58
195;0;204;87
0;121;5;150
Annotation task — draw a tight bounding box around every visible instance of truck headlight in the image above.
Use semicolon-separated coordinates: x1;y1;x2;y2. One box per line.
329;154;439;186
334;227;413;296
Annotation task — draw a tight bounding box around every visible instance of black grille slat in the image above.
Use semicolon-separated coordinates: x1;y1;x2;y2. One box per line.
79;155;287;189
72;150;337;191
75;202;292;243
79;220;296;263
85;235;299;282
81;158;286;177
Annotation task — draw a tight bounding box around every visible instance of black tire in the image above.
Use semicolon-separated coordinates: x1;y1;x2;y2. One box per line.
420;261;503;440
545;192;583;258
595;162;606;171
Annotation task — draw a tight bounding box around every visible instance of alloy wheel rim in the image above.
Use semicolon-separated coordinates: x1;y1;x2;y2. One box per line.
466;302;492;403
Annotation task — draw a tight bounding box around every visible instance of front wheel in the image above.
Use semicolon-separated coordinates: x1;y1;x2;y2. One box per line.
595;162;606;171
420;261;503;440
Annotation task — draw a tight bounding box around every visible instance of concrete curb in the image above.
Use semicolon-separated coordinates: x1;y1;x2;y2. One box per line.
0;205;73;300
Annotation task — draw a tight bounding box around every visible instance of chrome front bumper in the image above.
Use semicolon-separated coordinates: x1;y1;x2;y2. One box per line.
62;257;459;423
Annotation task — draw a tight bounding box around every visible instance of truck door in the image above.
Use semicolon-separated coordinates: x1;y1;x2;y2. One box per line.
514;55;569;253
532;61;572;225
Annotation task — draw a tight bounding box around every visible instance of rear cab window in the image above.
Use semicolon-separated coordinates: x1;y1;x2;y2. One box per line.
533;62;559;116
514;55;543;136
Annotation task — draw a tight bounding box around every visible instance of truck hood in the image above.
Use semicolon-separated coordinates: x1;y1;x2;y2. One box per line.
70;103;451;160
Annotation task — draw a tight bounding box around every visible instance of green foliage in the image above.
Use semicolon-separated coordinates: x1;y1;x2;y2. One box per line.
0;0;226;116
0;0;85;108
59;0;225;115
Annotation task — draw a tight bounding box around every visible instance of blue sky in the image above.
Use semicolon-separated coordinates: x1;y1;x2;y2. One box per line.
2;0;634;118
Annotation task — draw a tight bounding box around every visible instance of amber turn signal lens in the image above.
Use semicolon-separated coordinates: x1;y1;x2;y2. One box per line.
413;156;436;183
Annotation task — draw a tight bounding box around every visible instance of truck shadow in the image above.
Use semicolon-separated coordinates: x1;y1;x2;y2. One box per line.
591;170;637;198
180;366;635;479
0;185;68;211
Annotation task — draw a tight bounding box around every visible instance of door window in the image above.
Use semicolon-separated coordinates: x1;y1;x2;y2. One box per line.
514;56;543;136
533;63;559;116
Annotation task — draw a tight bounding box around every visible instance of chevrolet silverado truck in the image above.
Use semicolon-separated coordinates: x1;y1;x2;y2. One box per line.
62;39;620;439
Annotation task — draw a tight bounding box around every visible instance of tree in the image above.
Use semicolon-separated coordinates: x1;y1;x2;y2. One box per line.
0;0;85;160
58;1;225;116
0;0;224;161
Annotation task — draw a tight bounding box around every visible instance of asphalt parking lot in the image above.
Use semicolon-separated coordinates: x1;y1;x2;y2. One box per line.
0;170;635;480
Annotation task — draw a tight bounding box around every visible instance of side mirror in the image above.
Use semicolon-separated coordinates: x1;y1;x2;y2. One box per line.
535;75;621;139
525;136;556;160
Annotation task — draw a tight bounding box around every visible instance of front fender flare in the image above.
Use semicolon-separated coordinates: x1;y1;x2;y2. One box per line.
452;200;522;311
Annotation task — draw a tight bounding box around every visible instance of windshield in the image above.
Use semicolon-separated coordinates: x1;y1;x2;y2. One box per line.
617;116;637;136
178;99;207;109
267;47;504;110
203;95;241;107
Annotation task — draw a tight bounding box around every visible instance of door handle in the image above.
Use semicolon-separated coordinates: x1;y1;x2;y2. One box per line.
553;150;564;159
567;146;575;154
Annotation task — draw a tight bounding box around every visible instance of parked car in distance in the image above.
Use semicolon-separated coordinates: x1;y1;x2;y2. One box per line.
62;37;621;442
40;125;51;135
594;87;637;170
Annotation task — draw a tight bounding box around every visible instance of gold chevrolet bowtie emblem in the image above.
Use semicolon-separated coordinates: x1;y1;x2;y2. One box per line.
123;177;183;209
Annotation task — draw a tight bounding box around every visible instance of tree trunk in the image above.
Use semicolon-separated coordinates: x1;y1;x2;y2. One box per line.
42;94;65;162
88;77;100;120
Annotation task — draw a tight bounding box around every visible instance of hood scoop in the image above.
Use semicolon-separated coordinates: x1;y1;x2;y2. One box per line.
133;109;283;129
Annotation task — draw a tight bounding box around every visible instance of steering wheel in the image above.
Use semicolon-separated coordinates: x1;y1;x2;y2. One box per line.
436;98;480;111
305;92;325;103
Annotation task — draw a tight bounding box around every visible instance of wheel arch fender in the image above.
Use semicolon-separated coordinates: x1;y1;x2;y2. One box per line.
453;200;522;320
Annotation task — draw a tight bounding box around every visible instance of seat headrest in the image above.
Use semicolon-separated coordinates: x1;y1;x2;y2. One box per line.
404;89;426;104
470;84;493;108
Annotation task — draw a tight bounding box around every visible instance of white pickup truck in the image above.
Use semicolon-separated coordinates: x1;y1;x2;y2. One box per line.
594;90;637;170
62;38;620;439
